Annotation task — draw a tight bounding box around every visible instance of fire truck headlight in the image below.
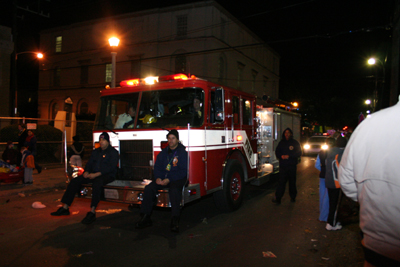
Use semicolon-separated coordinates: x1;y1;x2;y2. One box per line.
322;144;329;150
303;144;310;150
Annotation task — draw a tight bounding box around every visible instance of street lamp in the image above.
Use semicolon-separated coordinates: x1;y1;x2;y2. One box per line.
108;37;120;88
14;51;44;116
367;57;385;112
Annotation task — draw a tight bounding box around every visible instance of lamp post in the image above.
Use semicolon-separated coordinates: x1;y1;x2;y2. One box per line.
108;37;120;88
14;51;44;116
367;57;385;112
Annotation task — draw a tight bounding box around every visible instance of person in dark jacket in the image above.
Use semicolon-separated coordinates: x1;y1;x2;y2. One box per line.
324;136;347;231
272;128;302;204
24;130;42;174
136;129;188;233
2;141;19;165
51;132;119;224
17;124;28;151
69;135;84;167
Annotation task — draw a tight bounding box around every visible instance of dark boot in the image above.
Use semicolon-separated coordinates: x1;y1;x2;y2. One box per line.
170;216;180;233
135;214;152;229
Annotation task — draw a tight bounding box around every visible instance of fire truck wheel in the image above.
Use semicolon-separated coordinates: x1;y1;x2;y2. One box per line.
213;159;245;212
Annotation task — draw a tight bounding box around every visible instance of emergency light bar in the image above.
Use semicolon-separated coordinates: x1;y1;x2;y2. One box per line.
120;73;196;87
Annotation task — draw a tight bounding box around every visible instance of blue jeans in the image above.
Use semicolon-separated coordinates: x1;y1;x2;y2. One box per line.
319;178;329;221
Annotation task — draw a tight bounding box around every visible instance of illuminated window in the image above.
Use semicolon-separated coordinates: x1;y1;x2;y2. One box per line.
177;15;187;37
105;64;112;82
55;36;62;53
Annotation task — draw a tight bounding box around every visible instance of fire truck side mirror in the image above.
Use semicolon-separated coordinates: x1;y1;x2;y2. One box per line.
214;88;225;122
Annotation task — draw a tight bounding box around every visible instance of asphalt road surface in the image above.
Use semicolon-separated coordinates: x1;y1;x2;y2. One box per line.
0;157;363;267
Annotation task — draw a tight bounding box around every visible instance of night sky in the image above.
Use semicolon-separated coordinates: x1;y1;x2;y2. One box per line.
1;0;395;128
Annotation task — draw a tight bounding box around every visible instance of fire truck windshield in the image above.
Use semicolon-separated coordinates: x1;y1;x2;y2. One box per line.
94;88;204;130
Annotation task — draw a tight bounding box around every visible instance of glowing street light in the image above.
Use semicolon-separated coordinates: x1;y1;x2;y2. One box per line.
108;37;120;88
365;99;371;105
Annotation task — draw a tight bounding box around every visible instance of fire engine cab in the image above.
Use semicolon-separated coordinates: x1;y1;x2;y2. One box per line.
73;74;300;211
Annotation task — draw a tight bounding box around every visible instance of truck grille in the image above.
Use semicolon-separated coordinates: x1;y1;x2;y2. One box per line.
119;140;153;181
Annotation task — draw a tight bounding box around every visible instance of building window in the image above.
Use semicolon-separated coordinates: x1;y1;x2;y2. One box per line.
218;57;225;82
252;70;258;94
175;55;186;73
55;36;62;53
53;67;60;87
50;102;59;120
80;65;88;85
79;101;88;114
273;57;278;74
177;15;187;37
237;62;245;89
131;60;141;77
105;63;112;83
220;18;226;41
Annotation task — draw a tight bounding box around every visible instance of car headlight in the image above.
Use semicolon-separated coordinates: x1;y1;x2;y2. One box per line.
304;144;310;149
322;144;329;150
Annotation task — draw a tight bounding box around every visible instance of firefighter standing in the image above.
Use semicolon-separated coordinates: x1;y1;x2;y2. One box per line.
272;128;302;205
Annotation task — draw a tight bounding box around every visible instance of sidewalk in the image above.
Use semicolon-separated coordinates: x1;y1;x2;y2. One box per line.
0;163;68;197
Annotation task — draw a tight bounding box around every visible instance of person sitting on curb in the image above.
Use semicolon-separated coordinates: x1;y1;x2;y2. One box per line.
50;132;119;224
135;129;188;233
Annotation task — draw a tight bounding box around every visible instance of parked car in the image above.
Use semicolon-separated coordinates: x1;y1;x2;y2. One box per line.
303;136;334;155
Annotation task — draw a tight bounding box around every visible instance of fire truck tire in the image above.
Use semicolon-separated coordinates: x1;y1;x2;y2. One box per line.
213;159;245;212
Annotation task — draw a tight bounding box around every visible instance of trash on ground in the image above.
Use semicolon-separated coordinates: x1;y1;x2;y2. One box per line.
305;229;312;233
311;239;318;242
202;218;208;224
310;192;316;195
100;226;111;230
72;251;93;258
96;209;122;214
263;251;277;258
322;257;330;260
32;202;46;209
18;193;25;197
72;211;80;215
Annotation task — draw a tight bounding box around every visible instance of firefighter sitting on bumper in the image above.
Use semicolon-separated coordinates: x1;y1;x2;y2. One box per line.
51;132;119;224
136;129;188;233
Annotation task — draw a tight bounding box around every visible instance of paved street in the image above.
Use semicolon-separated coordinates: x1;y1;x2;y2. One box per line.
0;157;363;267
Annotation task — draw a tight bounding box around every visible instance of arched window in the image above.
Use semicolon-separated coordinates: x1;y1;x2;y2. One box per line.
50;101;59;120
175;55;186;73
79;102;89;114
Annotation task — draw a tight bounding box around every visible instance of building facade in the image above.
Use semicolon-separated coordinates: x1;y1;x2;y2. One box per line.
38;1;280;120
0;25;13;117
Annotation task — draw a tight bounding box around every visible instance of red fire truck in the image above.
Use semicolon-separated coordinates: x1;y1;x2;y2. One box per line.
74;74;300;211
